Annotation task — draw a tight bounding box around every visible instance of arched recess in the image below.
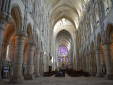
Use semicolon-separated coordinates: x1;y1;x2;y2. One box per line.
90;41;96;75
0;6;22;62
55;30;74;70
23;24;33;64
33;35;39;66
33;48;37;65
106;24;113;73
27;24;33;40
51;16;76;70
97;33;106;75
11;6;22;32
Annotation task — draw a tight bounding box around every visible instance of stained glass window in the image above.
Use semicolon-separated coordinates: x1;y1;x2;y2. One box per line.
58;45;68;56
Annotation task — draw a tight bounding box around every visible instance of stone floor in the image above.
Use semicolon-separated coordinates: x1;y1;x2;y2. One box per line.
1;76;113;85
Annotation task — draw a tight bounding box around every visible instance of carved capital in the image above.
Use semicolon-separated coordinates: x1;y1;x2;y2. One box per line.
15;31;26;37
103;40;112;45
27;40;36;47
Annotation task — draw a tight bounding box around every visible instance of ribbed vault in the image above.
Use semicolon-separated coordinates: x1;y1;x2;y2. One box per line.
47;0;90;29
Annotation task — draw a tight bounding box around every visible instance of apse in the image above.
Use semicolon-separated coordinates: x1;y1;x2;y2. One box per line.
52;17;75;70
56;30;73;69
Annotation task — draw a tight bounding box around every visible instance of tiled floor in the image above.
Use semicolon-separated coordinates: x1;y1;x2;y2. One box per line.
1;76;113;85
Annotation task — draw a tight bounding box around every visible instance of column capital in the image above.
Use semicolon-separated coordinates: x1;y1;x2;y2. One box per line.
96;47;101;51
103;40;112;45
2;40;9;45
27;40;36;47
15;32;26;37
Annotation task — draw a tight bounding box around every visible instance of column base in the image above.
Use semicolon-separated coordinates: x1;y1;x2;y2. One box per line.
105;74;113;80
34;73;39;78
96;73;104;77
90;72;96;76
24;74;34;80
0;73;1;80
9;75;23;84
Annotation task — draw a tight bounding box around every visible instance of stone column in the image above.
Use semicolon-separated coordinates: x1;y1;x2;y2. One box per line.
38;53;41;76
86;54;89;72
24;41;35;80
89;54;92;73
34;52;40;77
0;24;5;59
8;41;16;62
0;0;11;13
85;56;88;72
77;57;81;71
82;56;86;72
96;48;102;77
87;54;90;73
1;41;9;61
10;32;25;83
0;18;6;80
43;54;49;73
104;42;113;79
40;52;44;76
89;54;95;76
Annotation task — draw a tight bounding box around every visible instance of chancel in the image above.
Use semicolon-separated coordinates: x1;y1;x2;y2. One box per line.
0;0;113;85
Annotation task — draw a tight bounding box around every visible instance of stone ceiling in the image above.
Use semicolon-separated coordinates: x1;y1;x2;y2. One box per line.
56;30;72;50
48;0;90;56
47;0;89;28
